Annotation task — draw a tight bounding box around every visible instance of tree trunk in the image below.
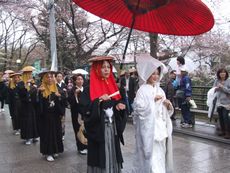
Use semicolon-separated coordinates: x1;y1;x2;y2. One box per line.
149;33;158;59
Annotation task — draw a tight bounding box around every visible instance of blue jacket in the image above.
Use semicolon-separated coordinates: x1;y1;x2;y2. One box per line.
180;75;192;97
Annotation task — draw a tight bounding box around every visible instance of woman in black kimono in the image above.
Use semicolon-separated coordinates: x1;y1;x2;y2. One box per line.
79;56;127;173
8;73;22;135
18;67;39;145
38;71;64;162
0;72;7;113
68;73;87;154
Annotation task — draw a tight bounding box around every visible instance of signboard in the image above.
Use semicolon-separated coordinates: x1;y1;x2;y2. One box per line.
33;59;41;76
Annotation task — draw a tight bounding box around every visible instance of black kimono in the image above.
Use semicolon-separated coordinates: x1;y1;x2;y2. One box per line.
17;81;39;140
56;82;67;115
39;92;64;155
79;87;127;171
56;82;67;137
0;81;7;109
8;85;21;131
68;86;87;151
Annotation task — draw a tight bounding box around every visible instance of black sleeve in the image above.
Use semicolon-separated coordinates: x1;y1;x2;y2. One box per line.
17;82;28;102
78;86;91;116
67;87;76;106
83;98;105;142
114;100;127;145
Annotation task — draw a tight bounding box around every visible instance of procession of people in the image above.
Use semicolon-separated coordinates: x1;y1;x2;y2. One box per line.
1;54;216;173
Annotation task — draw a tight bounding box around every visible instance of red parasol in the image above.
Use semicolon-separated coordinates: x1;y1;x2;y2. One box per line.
73;0;214;69
73;0;214;36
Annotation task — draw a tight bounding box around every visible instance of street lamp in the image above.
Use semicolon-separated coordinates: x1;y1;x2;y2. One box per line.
16;59;21;70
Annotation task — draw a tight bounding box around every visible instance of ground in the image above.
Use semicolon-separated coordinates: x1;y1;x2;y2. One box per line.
0;107;230;173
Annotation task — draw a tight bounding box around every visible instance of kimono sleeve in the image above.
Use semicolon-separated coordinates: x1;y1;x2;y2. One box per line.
78;87;104;142
132;87;151;118
17;81;28;102
133;87;154;159
114;100;127;145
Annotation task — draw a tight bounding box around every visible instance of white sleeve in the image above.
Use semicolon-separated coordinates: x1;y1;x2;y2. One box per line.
132;87;151;119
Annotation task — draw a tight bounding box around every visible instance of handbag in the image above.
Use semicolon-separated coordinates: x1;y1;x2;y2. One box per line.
77;114;88;145
175;89;185;99
189;99;197;109
77;124;88;145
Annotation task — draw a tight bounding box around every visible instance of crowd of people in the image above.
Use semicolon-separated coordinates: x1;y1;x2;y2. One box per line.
0;54;229;172
164;56;193;128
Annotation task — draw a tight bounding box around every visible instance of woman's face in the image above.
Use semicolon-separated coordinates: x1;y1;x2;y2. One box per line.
75;76;84;87
101;61;111;79
147;69;160;85
219;71;227;80
46;73;54;85
13;75;21;83
177;60;180;66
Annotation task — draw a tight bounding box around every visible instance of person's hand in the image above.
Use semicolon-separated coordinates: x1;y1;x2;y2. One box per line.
154;95;163;102
27;79;32;83
99;94;110;102
186;97;191;101
116;103;126;111
55;92;61;97
38;86;45;91
217;83;224;89
63;88;67;92
75;88;81;94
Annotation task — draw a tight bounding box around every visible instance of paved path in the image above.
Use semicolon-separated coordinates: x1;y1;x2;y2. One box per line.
0;107;230;173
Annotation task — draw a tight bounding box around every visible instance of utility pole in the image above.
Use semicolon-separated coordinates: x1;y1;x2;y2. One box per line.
48;0;58;71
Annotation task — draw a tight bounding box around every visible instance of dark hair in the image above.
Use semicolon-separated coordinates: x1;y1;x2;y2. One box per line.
177;56;185;65
55;72;63;77
72;74;85;82
216;68;229;80
170;70;176;74
157;66;161;75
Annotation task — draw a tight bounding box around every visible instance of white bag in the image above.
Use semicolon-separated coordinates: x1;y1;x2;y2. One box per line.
189;99;197;109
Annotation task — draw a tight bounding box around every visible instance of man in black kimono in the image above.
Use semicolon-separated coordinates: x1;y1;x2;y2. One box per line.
56;72;67;140
120;71;137;115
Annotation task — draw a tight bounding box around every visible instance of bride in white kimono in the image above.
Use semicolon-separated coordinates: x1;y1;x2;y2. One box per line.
131;55;174;173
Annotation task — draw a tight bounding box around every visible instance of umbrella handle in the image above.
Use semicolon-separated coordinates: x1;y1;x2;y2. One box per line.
120;14;136;70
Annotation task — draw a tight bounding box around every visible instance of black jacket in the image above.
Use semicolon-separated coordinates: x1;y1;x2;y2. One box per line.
120;76;137;100
56;82;67;115
79;87;127;168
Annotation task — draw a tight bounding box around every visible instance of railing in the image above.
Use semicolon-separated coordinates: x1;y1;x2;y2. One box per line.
191;86;211;111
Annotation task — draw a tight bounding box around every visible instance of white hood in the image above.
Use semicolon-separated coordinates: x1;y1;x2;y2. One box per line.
136;54;167;85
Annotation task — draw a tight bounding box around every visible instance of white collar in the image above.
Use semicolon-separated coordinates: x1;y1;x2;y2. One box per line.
77;86;84;92
57;82;62;87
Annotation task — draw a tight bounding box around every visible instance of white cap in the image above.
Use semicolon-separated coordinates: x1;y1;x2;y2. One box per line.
180;65;187;72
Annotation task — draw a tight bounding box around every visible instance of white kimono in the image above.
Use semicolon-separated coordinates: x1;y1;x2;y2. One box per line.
131;84;173;173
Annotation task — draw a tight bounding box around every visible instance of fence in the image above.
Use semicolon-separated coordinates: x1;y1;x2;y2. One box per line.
191;86;211;111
